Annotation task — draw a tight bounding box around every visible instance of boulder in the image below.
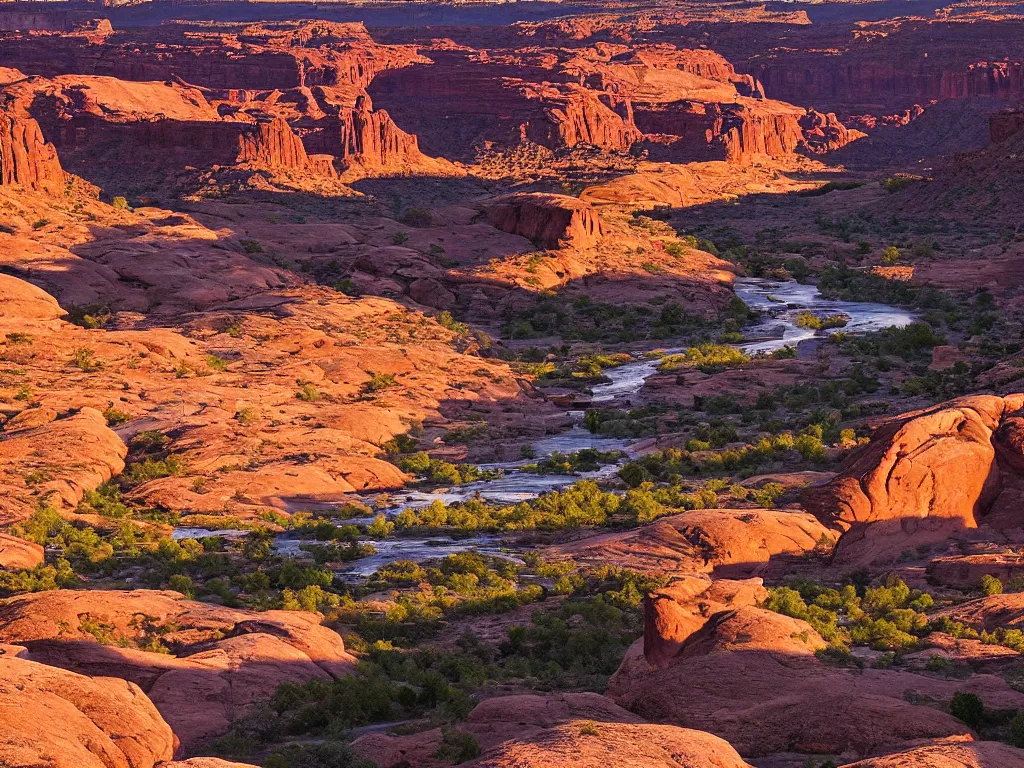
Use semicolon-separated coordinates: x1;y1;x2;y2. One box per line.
0;533;44;570
803;395;1024;565
486;193;603;251
551;508;831;577
0;589;357;749
0;654;175;768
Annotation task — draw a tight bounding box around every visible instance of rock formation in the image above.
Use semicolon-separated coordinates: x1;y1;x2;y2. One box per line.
0;533;44;570
843;741;1024;768
990;107;1024;143
352;692;753;768
0;110;64;194
551;508;831;576
608;581;1024;758
803;394;1024;565
337;93;442;175
486;193;604;250
0;652;176;768
0;407;127;524
236;116;317;171
0;589;358;749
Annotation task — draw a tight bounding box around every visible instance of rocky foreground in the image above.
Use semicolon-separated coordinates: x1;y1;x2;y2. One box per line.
3;2;1024;767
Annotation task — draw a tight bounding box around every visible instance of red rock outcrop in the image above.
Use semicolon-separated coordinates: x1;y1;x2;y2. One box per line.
367;52;642;159
926;553;1024;590
0;652;176;768
799;108;866;153
551;508;832;576
0;589;357;749
0;407;127;525
353;692;752;768
236;116;317;171
931;593;1024;632
0;22;425;91
335;93;453;176
0;109;64;194
486;192;603;250
990;107;1024;143
803;394;1024;565
472;720;752;768
608;595;1024;758
844;741;1024;768
0;533;44;570
644;575;769;668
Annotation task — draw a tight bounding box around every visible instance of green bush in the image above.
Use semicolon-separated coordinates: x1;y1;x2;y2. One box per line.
433;729;481;764
980;574;1003;596
949;691;985;729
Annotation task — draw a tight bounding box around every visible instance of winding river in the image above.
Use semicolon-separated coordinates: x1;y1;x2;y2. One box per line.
176;278;915;575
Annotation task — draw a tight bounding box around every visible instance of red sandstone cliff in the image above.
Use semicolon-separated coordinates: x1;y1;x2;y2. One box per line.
990;107;1024;143
486;192;603;250
339;94;424;171
0;110;64;193
237;116;316;170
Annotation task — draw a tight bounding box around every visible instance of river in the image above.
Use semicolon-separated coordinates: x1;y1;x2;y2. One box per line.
175;278;914;574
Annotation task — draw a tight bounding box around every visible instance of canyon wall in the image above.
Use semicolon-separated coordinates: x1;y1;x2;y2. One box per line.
990;107;1024;143
0;111;64;193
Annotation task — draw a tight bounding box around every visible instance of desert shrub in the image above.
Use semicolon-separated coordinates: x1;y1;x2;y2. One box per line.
658;344;750;373
949;691;985;728
103;406;131;426
980;574;1003;596
433;729;481;764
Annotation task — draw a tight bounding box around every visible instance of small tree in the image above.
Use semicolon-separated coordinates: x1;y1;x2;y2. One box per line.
949;691;984;729
980;574;1004;596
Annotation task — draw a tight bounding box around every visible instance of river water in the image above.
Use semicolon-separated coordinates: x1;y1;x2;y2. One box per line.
176;278;914;573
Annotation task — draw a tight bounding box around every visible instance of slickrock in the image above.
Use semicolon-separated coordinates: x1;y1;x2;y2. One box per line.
0;653;176;768
930;592;1024;631
0;407;127;524
472;721;752;768
804;394;1024;565
643;575;769;668
551;508;832;577
0;533;44;570
607;598;1024;758
0;589;357;749
843;741;1024;768
353;692;752;768
926;553;1024;590
161;761;259;768
0;271;65;320
486;193;603;250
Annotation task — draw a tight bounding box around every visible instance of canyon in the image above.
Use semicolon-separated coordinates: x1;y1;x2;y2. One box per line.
1;2;1024;768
